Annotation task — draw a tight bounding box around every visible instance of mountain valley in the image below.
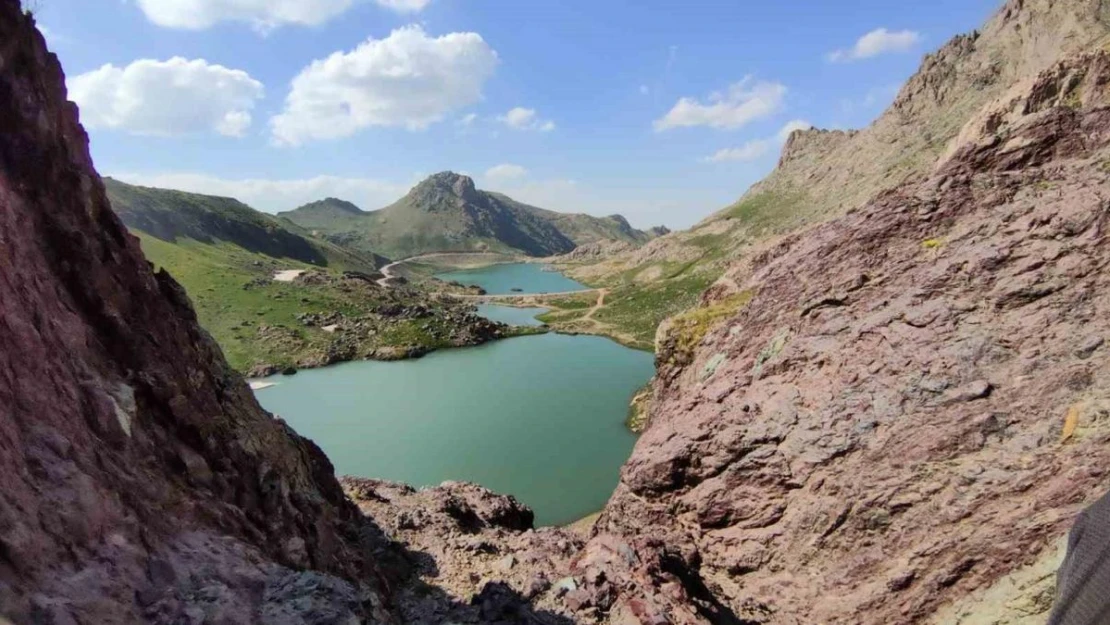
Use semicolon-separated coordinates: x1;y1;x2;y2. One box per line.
3;0;1110;623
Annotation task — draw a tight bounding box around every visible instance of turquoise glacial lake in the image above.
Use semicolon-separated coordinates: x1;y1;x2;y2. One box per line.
256;265;650;526
474;303;548;327
256;333;652;526
436;262;586;295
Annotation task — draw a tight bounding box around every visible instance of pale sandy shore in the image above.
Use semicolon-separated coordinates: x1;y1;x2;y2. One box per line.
565;511;601;537
248;381;276;391
273;269;305;282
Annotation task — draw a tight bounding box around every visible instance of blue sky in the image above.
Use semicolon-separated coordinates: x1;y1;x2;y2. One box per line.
36;0;999;228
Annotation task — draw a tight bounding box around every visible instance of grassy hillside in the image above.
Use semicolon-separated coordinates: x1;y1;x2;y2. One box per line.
107;179;531;374
106;178;387;272
280;172;658;259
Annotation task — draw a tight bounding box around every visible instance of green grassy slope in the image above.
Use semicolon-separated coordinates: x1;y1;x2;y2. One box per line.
107;179;528;373
106;178;386;272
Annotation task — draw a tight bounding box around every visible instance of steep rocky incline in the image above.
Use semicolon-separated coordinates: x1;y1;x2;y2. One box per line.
602;50;1110;623
711;0;1110;226
0;5;394;622
561;0;1110;322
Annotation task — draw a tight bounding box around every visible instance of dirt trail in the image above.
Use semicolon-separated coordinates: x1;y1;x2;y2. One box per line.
583;288;608;321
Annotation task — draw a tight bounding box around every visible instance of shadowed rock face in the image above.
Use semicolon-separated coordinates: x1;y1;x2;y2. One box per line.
0;3;393;622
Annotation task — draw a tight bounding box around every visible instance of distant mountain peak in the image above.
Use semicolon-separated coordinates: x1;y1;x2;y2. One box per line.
416;171;477;196
321;197;364;214
297;197;364;215
283;171;655;258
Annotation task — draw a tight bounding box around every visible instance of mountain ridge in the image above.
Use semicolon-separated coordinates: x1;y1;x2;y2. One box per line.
280;171;662;259
106;177;388;272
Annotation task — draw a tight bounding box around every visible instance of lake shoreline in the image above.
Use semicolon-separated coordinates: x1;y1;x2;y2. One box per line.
246;324;548;379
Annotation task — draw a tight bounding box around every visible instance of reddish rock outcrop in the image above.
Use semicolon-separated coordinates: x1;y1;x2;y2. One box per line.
598;50;1110;624
0;3;393;622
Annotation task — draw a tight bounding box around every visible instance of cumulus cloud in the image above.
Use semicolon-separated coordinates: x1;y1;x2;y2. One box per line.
484;163;528;182
775;119;813;141
497;107;555;132
840;83;903;115
69;57;263;137
827;28;922;62
703;119;812;163
270;25;499;145
374;0;432;12
134;0;357;31
654;77;786;131
111;171;410;213
133;0;431;31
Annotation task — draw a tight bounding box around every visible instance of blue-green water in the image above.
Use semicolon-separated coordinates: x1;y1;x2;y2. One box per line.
475;303;547;327
437;262;586;295
256;333;653;526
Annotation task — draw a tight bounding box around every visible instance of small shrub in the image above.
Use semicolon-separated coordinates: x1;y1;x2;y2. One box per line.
922;238;943;250
666;290;754;364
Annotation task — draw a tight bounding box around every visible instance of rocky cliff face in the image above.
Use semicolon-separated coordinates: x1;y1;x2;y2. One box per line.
603;49;1110;623
706;0;1110;226
0;4;393;622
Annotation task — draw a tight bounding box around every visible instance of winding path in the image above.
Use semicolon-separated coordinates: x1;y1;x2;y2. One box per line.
376;252;516;288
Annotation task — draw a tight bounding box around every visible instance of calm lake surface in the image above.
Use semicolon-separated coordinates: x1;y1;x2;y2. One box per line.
256;264;651;526
474;303;548;326
437;262;586;295
256;333;652;526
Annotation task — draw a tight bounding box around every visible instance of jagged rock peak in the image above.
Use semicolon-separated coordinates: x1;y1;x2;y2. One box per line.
777;128;857;168
414;171;479;198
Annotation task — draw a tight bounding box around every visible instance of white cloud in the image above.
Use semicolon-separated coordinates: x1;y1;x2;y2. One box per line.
703;119;811;163
36;24;68;46
374;0;432;12
654;77;786;131
458;113;479;127
134;0;358;31
776;119;812;141
497;107;555;132
484;163;528;182
270;25;498;145
827;28;921;62
111;171;410;213
703;142;772;163
69;57;263;137
839;83;902;116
